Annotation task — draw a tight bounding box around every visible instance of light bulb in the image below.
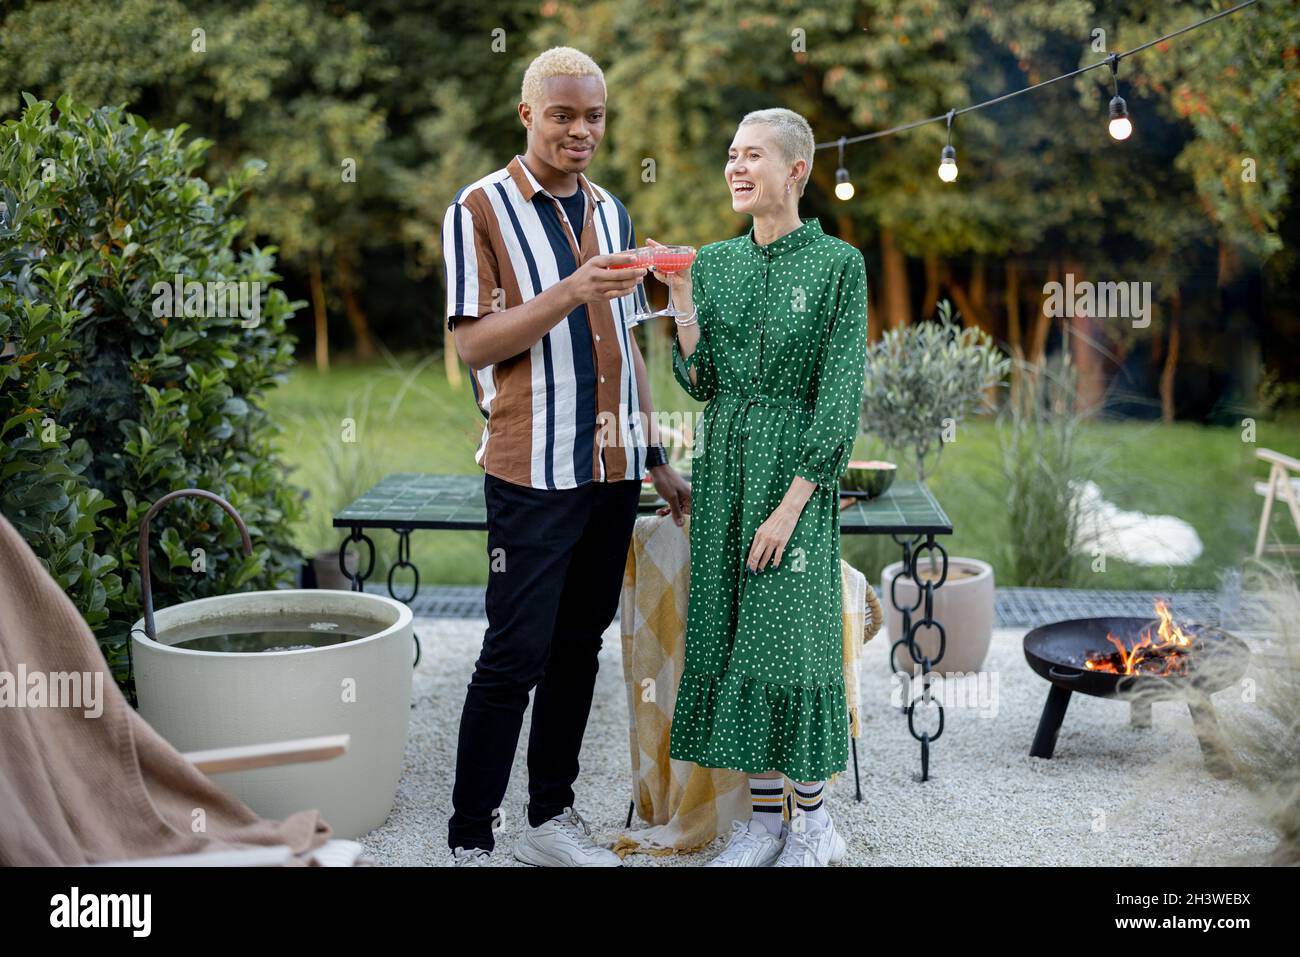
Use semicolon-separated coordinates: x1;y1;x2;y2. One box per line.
938;145;958;182
835;167;854;201
1108;95;1132;141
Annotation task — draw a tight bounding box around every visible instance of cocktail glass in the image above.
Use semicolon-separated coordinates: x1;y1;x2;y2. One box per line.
626;244;697;326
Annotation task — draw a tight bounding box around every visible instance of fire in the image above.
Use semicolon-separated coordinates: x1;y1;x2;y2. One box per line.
1085;600;1196;676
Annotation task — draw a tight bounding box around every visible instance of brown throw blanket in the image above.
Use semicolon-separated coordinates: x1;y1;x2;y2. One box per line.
0;512;332;865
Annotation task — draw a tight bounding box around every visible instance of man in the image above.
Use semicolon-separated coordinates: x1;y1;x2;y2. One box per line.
440;46;691;866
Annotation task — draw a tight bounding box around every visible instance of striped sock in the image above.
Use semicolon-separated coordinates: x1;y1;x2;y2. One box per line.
792;780;829;830
749;777;785;835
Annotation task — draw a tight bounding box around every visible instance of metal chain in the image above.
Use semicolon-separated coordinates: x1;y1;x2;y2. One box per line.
341;527;376;592
387;528;420;603
888;534;923;679
887;533;949;777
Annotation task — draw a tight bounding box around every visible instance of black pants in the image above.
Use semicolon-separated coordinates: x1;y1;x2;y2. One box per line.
447;471;641;851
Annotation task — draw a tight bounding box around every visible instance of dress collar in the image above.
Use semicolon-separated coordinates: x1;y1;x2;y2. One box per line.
745;217;823;260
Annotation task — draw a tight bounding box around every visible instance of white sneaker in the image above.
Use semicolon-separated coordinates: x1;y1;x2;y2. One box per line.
513;807;622;867
446;846;493;866
773;816;847;867
704;819;786;867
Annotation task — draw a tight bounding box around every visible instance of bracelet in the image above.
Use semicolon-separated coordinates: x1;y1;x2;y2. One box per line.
674;307;699;327
644;444;668;468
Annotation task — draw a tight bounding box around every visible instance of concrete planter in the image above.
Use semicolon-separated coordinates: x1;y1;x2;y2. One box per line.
882;557;994;675
132;589;413;839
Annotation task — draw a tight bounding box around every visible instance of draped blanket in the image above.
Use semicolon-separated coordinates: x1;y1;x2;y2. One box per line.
0;512;337;866
613;513;869;856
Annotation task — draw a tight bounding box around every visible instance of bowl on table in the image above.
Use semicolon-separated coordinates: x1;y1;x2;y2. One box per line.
839;460;897;499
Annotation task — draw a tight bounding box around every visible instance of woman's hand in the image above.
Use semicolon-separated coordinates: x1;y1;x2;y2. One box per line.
746;500;802;572
748;477;816;571
645;237;694;297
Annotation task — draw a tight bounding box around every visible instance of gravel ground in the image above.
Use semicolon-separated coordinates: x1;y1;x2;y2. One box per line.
357;617;1279;867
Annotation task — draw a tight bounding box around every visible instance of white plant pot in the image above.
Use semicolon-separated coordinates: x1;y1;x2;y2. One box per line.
882;557;994;675
132;589;413;839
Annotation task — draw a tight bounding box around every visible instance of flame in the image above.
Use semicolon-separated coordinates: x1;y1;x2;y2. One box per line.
1084;600;1196;676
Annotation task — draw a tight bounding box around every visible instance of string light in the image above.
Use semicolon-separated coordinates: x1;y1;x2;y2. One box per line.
834;137;854;200
938;110;958;182
813;0;1258;185
1107;53;1133;141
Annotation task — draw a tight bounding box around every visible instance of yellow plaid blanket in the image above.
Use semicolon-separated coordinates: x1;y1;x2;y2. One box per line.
612;512;872;857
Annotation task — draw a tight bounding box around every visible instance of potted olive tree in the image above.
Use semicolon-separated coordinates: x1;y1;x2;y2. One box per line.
861;300;1009;674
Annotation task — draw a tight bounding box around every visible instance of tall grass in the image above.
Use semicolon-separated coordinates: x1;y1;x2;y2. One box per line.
1222;560;1300;864
996;351;1088;587
290;388;396;557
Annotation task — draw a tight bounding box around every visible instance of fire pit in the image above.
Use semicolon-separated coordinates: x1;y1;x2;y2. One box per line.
1023;601;1249;777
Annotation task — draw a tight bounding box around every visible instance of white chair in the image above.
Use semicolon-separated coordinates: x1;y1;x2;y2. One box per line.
1253;448;1300;559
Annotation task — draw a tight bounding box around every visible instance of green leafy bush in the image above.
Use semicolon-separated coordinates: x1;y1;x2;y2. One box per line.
1;94;305;692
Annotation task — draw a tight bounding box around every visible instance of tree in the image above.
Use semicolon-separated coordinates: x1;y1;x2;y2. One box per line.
0;0;392;370
1;96;304;687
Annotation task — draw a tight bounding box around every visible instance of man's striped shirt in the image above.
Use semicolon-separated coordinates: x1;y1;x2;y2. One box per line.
442;154;650;489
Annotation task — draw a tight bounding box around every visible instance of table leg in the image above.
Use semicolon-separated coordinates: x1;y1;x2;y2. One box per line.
889;533;948;782
851;737;862;802
387;528;420;603
339;526;376;591
338;527;420;669
385;529;424;668
888;533;923;715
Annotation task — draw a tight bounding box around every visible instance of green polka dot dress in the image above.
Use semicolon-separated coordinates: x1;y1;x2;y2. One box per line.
668;217;869;782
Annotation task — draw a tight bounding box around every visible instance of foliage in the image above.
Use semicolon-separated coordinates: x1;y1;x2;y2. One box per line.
289;376;400;557
1118;0;1300;264
995;351;1088;587
1255;365;1300;419
1;1;1296;390
0;95;305;688
860;299;1009;481
1223;560;1300;864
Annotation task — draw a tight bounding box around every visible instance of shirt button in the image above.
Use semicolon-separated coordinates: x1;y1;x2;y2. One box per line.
600;375;606;383
595;334;601;342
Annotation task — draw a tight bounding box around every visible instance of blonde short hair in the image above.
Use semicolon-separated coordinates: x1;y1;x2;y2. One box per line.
738;108;815;196
521;47;606;110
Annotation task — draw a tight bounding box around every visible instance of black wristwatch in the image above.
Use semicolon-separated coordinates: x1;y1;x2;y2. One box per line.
644;444;668;469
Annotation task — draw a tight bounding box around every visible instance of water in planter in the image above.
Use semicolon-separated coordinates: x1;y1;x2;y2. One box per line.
168;613;380;653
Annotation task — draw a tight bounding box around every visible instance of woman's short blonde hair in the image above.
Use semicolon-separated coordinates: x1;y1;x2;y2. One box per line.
738;108;815;196
521;47;606;110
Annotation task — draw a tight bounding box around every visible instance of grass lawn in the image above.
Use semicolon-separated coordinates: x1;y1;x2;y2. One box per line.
265;346;1300;592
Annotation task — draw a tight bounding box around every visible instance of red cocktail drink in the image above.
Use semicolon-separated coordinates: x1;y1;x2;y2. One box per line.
610;247;653;269
651;248;696;274
627;244;697;326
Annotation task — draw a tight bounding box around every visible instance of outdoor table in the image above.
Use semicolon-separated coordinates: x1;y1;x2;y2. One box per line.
333;473;954;782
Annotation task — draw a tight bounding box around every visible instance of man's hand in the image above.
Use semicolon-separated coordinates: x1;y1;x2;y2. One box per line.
746;501;801;572
651;465;692;526
564;253;647;303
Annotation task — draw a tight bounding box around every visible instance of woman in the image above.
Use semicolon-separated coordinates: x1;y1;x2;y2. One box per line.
650;107;868;867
